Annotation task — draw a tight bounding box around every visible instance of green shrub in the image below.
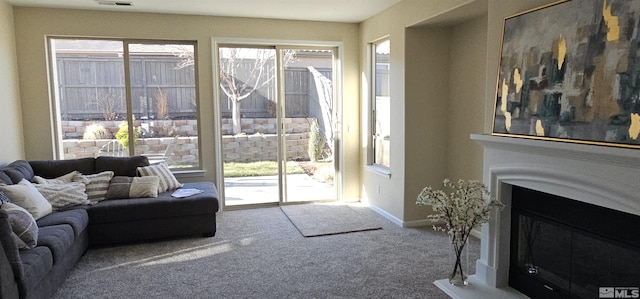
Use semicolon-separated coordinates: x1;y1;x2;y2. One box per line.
83;123;112;140
115;121;141;148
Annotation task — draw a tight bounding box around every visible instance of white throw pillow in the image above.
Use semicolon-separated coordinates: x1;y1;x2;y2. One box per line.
0;179;53;220
35;182;90;210
73;171;114;205
137;163;182;193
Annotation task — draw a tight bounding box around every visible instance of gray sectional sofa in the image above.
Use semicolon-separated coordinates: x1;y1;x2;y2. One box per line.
0;156;219;299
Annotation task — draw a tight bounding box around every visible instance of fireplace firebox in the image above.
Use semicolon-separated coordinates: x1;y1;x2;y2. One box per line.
509;186;640;299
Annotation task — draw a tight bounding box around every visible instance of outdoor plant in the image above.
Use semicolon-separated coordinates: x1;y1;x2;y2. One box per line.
115;120;141;148
95;88;122;120
308;119;326;162
416;179;503;286
155;87;169;120
83;122;112;140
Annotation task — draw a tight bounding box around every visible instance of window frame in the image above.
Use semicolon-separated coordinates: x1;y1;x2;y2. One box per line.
46;37;202;171
370;38;391;170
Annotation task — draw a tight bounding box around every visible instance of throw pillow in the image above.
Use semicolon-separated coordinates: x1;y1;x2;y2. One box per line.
73;171;114;205
137;163;182;193
0;179;52;220
0;202;38;249
34;182;90;210
32;170;84;185
105;176;160;200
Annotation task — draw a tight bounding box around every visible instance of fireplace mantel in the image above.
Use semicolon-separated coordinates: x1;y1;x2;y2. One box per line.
436;134;640;298
471;134;640;169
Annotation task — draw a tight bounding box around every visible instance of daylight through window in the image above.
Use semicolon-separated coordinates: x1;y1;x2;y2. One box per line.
372;39;390;168
48;38;200;170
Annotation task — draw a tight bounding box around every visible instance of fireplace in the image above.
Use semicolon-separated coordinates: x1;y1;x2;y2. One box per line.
438;134;640;299
509;186;640;299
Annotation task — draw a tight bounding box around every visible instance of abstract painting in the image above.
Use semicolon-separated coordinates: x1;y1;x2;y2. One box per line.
493;0;640;149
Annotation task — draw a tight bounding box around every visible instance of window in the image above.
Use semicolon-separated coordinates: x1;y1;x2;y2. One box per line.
372;39;390;168
48;38;200;170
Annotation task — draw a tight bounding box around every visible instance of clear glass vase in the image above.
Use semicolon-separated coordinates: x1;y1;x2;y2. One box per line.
449;239;469;286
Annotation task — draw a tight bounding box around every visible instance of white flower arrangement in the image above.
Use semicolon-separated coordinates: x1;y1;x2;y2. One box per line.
416;179;503;285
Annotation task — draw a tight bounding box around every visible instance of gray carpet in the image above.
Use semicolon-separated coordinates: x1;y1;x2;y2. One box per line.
280;204;382;237
52;204;480;299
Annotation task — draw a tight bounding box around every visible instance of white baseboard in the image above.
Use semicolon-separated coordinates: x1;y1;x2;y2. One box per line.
403;219;432;228
368;204;403;226
368;204;433;228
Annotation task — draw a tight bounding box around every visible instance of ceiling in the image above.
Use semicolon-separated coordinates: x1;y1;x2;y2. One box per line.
7;0;403;23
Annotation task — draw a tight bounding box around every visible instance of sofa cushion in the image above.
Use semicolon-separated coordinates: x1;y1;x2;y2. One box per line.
37;224;74;264
0;179;53;220
18;246;53;294
1;203;38;249
36;209;89;239
0;172;11;185
34;182;90;210
137;162;182;193
29;158;95;179
0;160;34;184
88;182;218;224
105;176;159;200
96;156;150;177
0;209;24;279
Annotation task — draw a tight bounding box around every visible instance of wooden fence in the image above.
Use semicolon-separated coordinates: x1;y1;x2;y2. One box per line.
56;56;331;120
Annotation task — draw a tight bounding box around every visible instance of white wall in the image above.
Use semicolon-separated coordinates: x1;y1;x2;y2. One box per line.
0;0;24;164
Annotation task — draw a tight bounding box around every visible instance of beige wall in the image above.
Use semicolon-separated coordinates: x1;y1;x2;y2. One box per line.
359;0;486;224
6;0;564;219
403;25;452;222
12;7;360;195
359;0;563;225
0;0;24;164
446;16;488;181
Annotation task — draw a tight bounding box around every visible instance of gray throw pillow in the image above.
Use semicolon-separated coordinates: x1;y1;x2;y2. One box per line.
0;202;38;249
105;176;160;200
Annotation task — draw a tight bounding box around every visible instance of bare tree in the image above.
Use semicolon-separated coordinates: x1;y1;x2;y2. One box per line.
176;47;295;134
95;87;123;120
219;48;298;134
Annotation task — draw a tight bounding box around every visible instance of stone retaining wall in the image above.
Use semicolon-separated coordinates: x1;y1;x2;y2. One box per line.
222;133;309;162
61;118;313;164
62;137;199;166
62;117;312;139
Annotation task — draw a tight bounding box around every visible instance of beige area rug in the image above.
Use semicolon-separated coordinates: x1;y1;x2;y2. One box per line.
280;204;383;237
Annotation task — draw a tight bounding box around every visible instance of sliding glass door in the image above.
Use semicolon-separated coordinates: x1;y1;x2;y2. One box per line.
281;48;336;203
218;44;337;208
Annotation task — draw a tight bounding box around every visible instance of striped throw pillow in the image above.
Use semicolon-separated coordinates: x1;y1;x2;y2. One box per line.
74;171;114;204
137;163;182;193
34;182;89;210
